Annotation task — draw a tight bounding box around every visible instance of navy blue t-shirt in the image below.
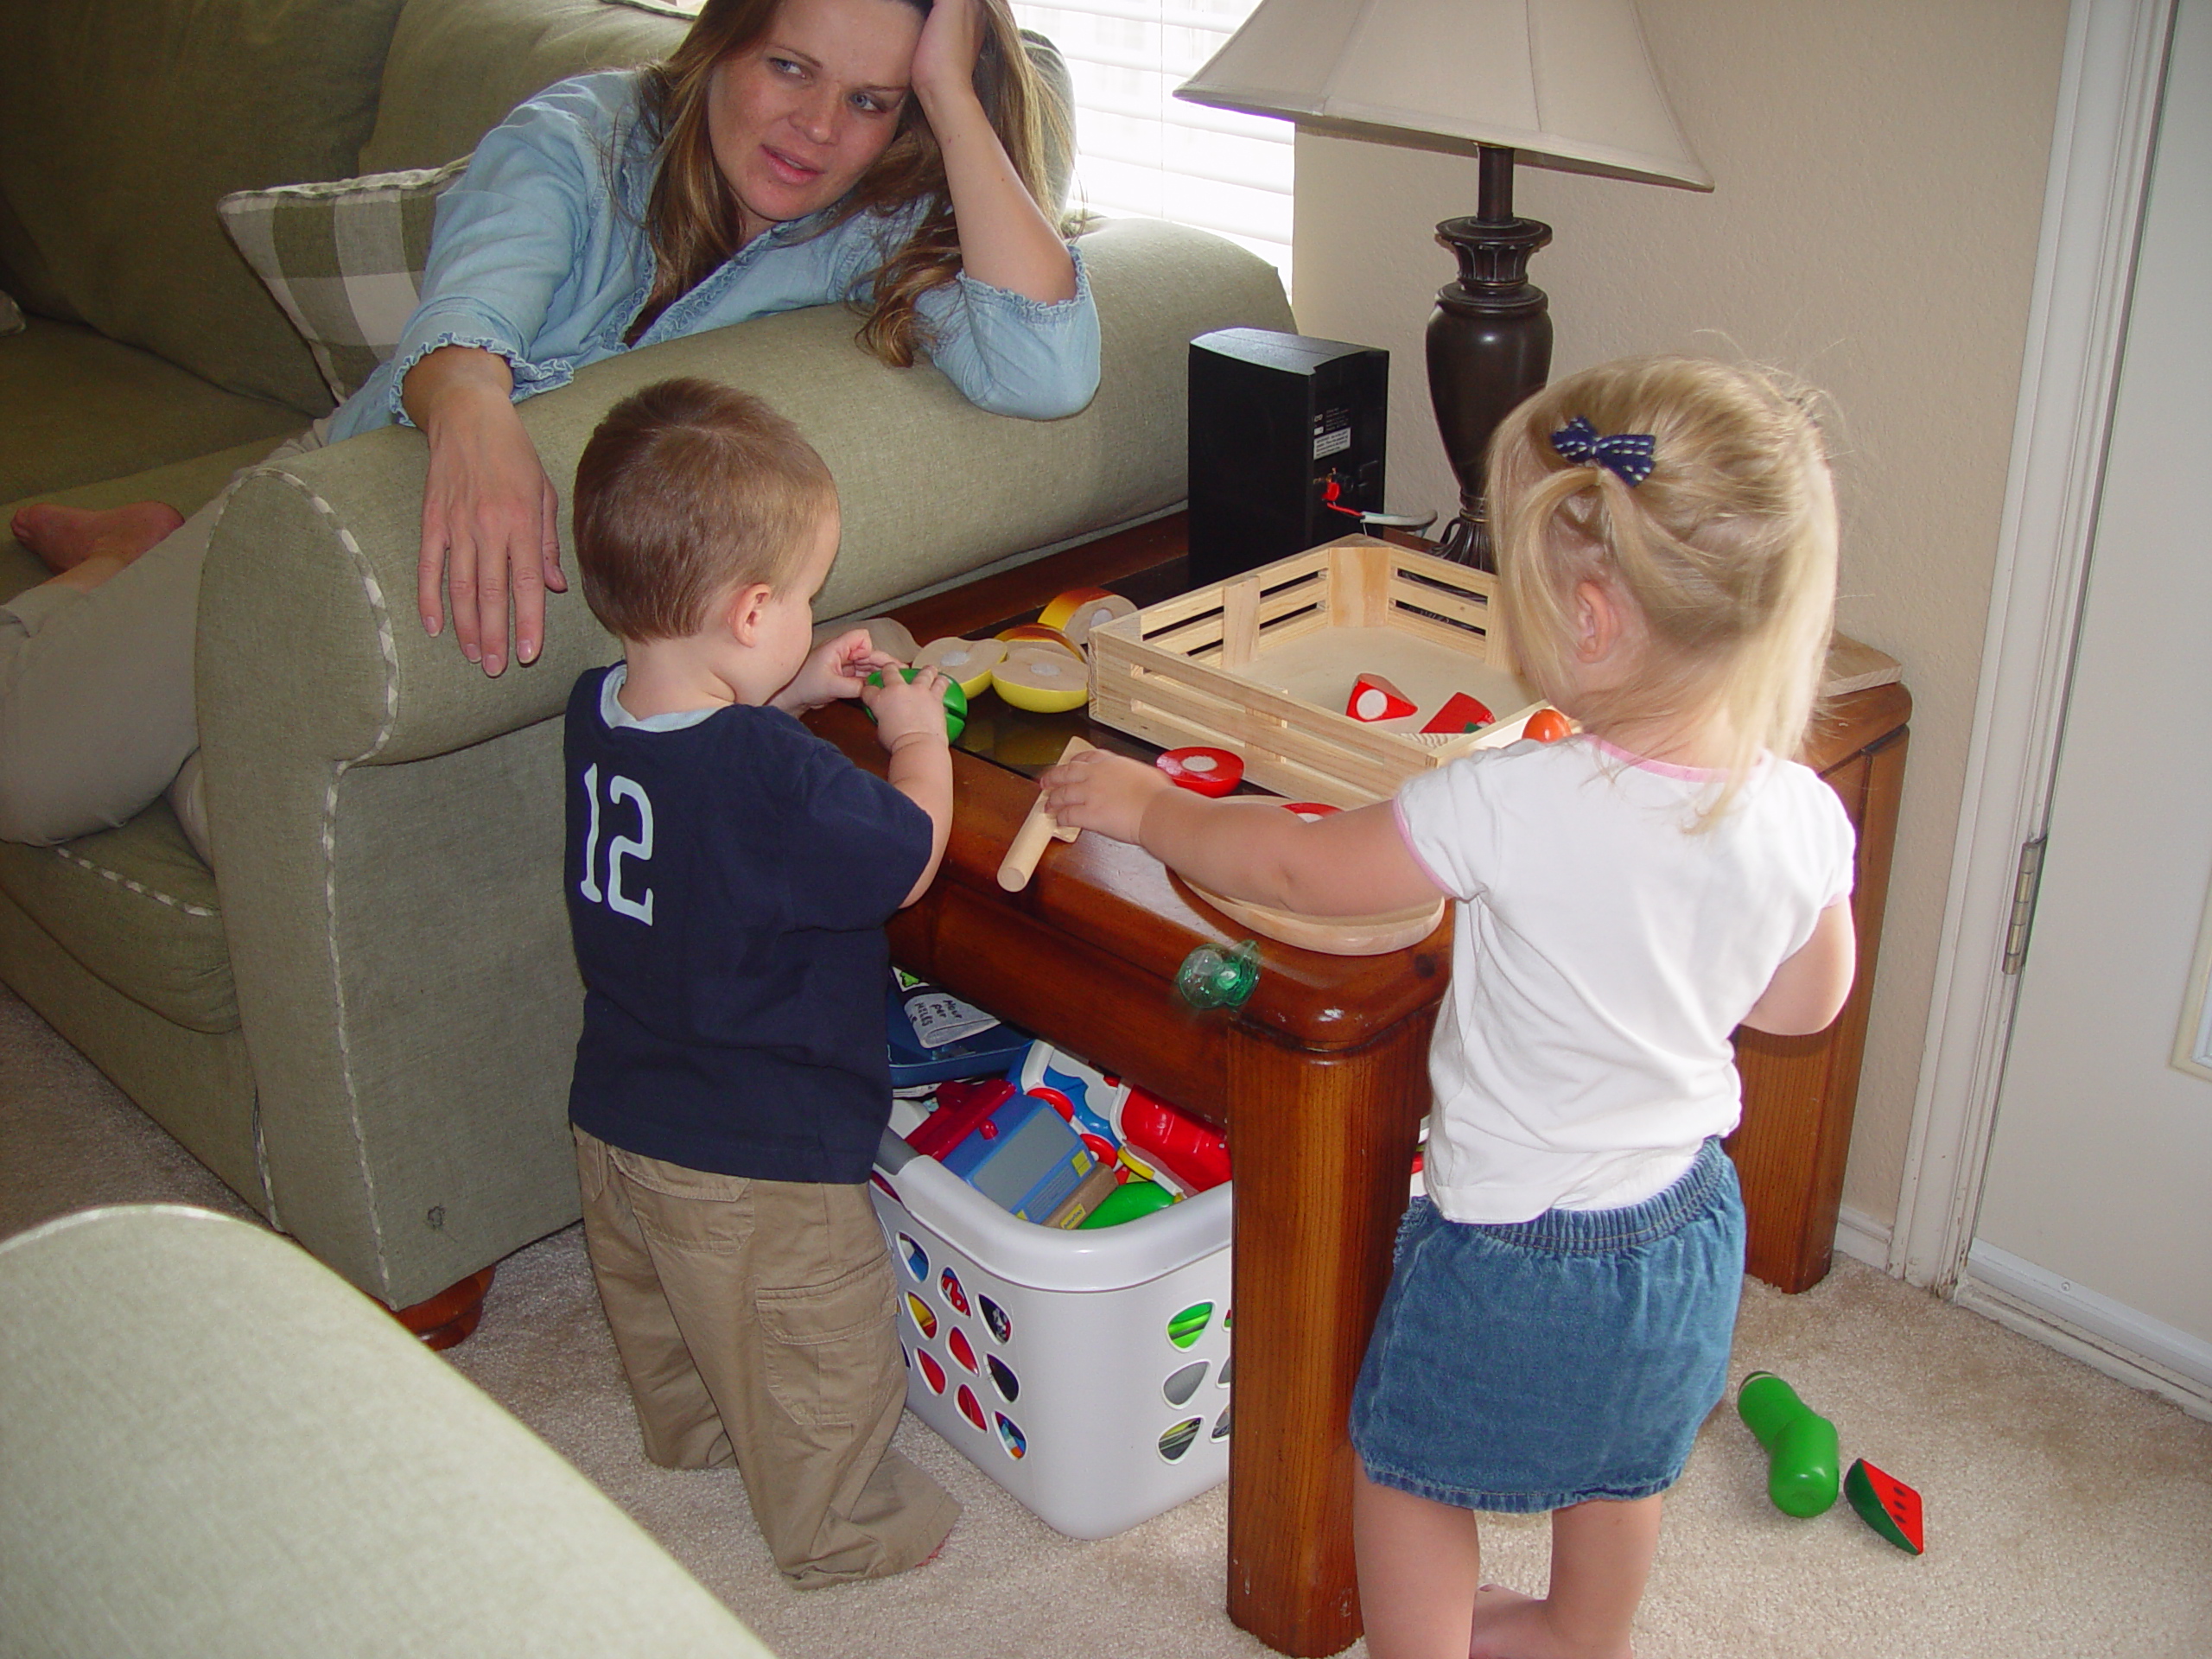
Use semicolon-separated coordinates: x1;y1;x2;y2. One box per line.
563;665;932;1184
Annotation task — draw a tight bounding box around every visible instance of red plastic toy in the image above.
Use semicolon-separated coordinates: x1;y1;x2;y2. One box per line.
1118;1087;1230;1193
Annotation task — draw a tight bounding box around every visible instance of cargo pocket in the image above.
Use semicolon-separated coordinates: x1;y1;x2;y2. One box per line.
756;1249;899;1431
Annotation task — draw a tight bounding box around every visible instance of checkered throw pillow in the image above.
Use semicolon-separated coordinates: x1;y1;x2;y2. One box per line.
218;158;468;404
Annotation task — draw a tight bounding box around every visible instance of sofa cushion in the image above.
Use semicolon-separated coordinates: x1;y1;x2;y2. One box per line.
219;162;468;406
359;0;684;175
0;320;302;505
0;804;236;1036
0;0;413;419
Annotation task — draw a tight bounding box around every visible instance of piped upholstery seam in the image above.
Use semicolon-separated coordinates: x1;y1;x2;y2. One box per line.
47;848;218;918
247;465;401;1290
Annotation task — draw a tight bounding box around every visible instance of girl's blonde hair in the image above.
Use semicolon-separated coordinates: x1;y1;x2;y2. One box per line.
626;0;1065;366
1489;356;1840;821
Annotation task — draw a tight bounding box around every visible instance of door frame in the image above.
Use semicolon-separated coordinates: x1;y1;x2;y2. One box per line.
1888;0;2175;1292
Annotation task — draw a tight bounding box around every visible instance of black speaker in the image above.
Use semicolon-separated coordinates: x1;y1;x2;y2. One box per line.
1187;327;1389;588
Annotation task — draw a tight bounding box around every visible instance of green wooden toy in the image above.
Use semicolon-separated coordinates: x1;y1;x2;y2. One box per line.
1736;1371;1840;1517
864;666;967;743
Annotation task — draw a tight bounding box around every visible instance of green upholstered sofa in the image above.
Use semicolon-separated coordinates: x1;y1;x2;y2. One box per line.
0;1205;778;1656
0;0;1293;1313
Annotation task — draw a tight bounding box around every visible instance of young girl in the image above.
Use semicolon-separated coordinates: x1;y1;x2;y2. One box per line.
1041;357;1859;1659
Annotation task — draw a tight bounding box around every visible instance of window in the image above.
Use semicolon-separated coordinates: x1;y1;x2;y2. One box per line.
1014;1;1292;286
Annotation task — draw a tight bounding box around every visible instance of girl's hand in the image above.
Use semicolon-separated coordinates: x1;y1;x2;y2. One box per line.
865;664;954;752
406;345;569;677
773;630;897;714
1040;749;1170;845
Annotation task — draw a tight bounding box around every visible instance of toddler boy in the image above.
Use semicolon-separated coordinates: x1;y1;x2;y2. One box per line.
563;377;957;1585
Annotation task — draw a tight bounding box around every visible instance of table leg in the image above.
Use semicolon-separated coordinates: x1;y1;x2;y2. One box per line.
1224;1014;1433;1657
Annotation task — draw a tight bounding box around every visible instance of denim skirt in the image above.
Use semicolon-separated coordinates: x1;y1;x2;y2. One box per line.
1349;1136;1745;1513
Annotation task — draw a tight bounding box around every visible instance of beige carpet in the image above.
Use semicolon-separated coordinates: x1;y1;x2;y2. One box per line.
5;983;2209;1657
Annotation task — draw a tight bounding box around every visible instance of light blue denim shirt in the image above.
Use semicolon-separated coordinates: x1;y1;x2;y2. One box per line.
327;71;1100;442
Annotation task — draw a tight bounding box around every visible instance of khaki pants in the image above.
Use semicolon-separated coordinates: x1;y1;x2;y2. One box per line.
0;424;324;855
574;1126;957;1586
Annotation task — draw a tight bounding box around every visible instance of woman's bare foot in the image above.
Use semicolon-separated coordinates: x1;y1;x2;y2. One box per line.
1467;1584;1633;1659
11;501;183;574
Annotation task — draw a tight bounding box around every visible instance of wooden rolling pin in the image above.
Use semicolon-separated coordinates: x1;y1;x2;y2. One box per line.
996;735;1091;892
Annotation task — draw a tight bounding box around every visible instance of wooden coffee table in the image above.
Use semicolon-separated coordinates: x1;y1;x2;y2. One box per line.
810;515;1909;1657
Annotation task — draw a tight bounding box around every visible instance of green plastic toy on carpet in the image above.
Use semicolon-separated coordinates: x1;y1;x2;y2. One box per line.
1736;1371;1840;1516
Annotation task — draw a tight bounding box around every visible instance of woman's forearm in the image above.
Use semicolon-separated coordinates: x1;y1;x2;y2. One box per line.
914;83;1076;303
400;344;518;432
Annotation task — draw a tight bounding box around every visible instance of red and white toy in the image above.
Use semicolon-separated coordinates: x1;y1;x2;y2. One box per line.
1157;747;1244;797
1345;673;1417;722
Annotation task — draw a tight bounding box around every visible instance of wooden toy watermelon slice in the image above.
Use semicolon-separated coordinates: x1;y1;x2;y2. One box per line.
1845;1458;1923;1554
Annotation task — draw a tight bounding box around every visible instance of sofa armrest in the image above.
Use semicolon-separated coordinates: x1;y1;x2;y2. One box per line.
0;1206;774;1657
197;219;1293;1305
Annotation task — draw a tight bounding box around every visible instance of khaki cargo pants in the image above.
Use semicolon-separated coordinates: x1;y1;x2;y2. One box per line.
574;1127;957;1586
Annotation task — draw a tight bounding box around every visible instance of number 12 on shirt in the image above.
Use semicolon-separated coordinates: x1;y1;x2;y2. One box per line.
577;762;655;925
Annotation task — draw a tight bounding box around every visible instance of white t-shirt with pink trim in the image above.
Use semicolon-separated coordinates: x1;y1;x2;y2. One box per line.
1394;734;1856;1224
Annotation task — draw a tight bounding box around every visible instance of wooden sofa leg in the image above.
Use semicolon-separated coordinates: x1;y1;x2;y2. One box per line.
391;1267;496;1351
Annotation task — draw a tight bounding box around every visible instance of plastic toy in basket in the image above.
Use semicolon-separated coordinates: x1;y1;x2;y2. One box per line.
905;1079;1101;1226
1012;1040;1123;1161
873;1131;1234;1538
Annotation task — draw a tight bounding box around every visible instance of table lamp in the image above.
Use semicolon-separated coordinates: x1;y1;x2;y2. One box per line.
1177;0;1710;568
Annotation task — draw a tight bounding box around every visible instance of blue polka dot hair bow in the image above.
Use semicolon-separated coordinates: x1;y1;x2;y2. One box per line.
1550;416;1656;486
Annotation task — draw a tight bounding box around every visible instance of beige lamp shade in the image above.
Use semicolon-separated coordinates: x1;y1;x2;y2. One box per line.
1176;0;1711;190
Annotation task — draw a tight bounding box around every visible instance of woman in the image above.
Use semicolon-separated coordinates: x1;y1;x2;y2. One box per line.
2;0;1095;852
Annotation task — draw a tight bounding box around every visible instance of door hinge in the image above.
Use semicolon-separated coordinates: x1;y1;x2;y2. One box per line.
2001;836;2048;976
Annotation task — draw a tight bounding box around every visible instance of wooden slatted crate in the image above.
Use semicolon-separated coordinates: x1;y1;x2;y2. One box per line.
1087;536;1544;808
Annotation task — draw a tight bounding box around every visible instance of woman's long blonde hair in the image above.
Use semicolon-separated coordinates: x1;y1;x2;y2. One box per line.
1488;357;1840;820
626;0;1065;365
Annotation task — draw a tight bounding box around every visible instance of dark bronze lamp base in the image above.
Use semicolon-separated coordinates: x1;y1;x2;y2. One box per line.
1427;146;1554;570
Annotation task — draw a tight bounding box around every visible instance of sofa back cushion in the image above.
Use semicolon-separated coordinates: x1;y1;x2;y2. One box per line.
0;0;414;418
359;0;685;175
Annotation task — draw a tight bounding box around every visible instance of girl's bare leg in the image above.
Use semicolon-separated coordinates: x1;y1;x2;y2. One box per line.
1353;1459;1484;1659
11;502;184;577
1465;1495;1662;1659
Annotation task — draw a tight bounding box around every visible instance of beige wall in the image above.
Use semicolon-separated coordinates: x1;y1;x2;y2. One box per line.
1288;0;2072;1226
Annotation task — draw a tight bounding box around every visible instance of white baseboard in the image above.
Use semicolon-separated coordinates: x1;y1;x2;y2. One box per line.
1832;1205;1892;1271
1960;1242;2212;1421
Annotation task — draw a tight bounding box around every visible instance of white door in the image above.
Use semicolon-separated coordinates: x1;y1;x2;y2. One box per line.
1966;0;2212;1391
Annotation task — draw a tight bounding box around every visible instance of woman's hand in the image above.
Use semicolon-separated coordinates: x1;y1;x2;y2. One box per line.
772;629;899;715
908;0;1077;305
404;345;569;677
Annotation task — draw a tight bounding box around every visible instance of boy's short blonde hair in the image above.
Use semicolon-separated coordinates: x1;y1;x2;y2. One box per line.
572;378;837;643
1488;357;1840;808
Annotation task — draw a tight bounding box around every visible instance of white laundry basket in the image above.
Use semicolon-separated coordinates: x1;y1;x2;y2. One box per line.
869;1135;1233;1540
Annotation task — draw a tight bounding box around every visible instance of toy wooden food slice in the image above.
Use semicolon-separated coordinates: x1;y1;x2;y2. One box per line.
913;635;1006;699
1346;672;1417;722
1037;587;1137;649
1421;691;1494;734
996;734;1092;892
995;622;1080;656
992;643;1089;713
1156;746;1243;797
1845;1459;1924;1554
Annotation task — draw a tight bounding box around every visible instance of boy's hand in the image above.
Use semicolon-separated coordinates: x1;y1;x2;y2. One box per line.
773;629;898;714
866;664;954;751
1040;749;1171;844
